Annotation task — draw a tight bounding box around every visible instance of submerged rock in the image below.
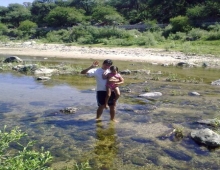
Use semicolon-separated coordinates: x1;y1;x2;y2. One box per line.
191;128;220;147
164;149;192;161
197;119;220;127
60;107;78;114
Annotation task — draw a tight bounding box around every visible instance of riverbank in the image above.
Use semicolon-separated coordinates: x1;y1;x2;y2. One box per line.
1;42;220;68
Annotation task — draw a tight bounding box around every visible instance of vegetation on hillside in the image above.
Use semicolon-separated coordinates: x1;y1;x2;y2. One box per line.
0;0;220;56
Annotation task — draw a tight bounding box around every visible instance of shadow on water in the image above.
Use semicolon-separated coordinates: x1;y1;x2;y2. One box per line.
1;58;220;169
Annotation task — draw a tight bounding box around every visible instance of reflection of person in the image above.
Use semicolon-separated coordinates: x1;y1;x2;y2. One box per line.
103;66;124;109
81;59;119;122
93;121;118;169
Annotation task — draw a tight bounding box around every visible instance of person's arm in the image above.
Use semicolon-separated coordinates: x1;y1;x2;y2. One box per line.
81;61;99;74
102;72;108;79
115;75;124;85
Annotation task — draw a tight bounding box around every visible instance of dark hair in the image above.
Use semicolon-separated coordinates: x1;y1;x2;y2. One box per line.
110;65;118;72
103;59;113;65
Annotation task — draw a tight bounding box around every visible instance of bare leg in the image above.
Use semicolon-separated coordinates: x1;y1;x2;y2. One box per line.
109;105;118;122
104;87;111;109
113;87;120;106
96;105;105;120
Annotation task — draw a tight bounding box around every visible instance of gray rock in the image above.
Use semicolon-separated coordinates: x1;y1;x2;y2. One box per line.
12;64;38;72
4;56;23;63
211;79;220;86
34;68;59;76
37;76;51;80
177;62;189;67
188;91;200;96
120;69;131;75
60;107;78;114
191;128;220;147
138;92;162;98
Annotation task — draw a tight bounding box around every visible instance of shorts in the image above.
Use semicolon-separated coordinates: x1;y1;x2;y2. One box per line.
96;91;115;106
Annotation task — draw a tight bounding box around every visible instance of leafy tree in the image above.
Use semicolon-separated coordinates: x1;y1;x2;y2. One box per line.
30;1;56;27
4;4;31;28
46;6;85;27
92;6;124;25
0;23;8;35
18;20;37;31
0;6;8;23
69;0;98;15
147;0;188;23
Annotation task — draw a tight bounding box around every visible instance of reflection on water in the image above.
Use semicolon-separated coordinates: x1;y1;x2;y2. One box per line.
92;121;118;170
1;61;220;169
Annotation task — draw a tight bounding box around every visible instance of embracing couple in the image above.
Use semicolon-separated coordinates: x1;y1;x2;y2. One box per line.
81;59;124;122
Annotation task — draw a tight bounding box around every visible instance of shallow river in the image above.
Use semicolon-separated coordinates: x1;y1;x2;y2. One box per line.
0;56;220;170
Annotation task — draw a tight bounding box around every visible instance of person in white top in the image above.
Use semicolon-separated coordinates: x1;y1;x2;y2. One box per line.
81;59;122;122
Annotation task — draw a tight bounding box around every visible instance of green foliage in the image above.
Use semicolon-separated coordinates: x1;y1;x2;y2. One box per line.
174;126;184;139
208;23;220;31
187;28;207;41
4;4;31;27
206;30;220;40
168;32;186;41
144;20;160;32
166;73;179;82
30;1;56;26
18;20;37;38
18;20;37;32
7;29;23;39
0;23;8;35
46;29;71;43
186;5;206;21
0;126;52;170
46;7;85;27
92;6;124;25
71;161;91;170
170;16;192;33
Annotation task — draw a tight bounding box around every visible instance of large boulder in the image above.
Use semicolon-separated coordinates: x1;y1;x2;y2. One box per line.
191;128;220;147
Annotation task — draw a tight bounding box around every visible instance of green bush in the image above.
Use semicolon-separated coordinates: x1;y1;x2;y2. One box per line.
170;16;192;33
0;23;8;35
46;29;71;43
162;24;173;38
206;31;220;40
187;28;207;40
7;29;23;39
186;5;206;21
0;126;52;170
208;23;220;31
18;20;37;32
168;32;186;40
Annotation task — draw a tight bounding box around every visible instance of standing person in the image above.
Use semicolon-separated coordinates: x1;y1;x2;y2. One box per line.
103;66;124;109
81;59;120;122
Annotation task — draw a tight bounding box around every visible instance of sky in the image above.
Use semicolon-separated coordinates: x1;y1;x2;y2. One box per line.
0;0;34;7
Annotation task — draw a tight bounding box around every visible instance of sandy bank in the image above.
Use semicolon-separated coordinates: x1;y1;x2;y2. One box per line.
0;43;220;68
